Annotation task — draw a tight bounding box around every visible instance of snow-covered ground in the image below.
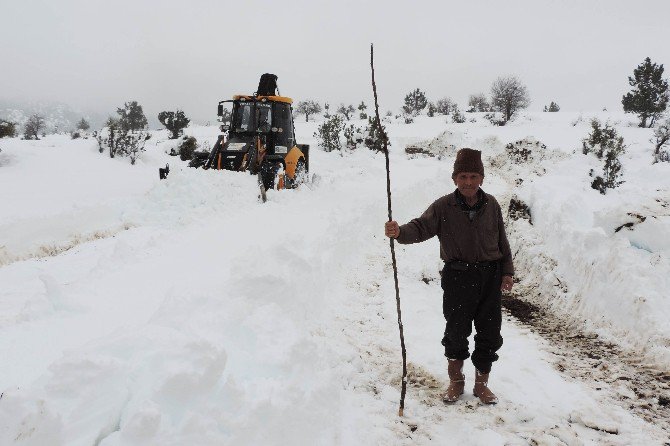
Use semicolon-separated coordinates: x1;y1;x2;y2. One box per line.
0;112;668;444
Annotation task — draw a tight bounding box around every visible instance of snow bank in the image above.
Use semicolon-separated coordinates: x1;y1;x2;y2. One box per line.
400;112;670;369
1;111;668;443
512;150;670;369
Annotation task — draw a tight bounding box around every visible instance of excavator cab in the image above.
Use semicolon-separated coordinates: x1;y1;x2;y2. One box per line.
205;74;309;191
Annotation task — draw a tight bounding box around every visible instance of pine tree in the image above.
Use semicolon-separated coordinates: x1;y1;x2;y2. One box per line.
358;101;368;119
591;150;624;194
314;115;344;152
117;101;148;132
583;119;626;194
402;88;428;115
364;116;389;152
451;106;466;123
543;102;560;112
76;118;90;131
622;57;669;128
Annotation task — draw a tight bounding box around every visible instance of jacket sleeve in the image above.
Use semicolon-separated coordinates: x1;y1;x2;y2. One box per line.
497;204;515;276
397;200;440;244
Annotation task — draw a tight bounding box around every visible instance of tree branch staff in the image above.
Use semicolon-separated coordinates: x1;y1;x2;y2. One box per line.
384;148;514;404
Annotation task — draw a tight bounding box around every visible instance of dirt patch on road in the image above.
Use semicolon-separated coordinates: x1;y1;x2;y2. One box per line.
502;291;670;436
501;294;542;323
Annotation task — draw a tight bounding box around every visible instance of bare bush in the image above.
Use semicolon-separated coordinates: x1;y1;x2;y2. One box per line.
435;97;455;115
490;76;530;123
653;118;670;163
468;94;490;112
337;104;355;120
23;114;45;140
296;100;322;122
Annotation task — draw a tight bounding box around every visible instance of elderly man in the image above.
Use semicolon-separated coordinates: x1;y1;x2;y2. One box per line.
384;148;514;404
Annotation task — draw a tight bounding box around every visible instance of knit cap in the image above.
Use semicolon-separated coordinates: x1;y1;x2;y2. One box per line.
452;148;484;178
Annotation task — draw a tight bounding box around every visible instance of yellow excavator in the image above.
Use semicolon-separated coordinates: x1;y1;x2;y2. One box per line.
204;74;309;192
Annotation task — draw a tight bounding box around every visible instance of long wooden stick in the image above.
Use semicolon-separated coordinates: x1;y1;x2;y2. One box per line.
370;44;408;417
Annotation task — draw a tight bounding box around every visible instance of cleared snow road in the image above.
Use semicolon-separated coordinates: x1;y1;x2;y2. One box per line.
0;122;667;444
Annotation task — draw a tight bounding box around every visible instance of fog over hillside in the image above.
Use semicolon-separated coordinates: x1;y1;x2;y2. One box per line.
0;100;110;133
2;1;669;125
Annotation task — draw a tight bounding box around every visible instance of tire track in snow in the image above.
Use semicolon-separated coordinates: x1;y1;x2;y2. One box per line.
0;167;258;268
328;153;667;444
0;222;135;267
502;289;670;436
342;246;668;444
488;152;670;437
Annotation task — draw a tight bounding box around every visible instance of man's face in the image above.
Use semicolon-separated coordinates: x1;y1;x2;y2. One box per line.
453;172;483;198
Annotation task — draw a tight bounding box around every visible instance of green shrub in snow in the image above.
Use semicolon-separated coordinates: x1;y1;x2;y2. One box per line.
117;101;148;133
179;136;198;161
543;101;560;112
583;119;625;194
364;116;389;153
158;110;190;139
97;116;147;164
582;119;624;159
451;106;466;123
314;115;344;152
77;118;90;131
358;101;368;119
402;88;428;116
0;119;17;138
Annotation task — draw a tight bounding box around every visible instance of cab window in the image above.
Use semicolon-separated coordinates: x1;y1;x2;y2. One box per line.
273;102;294;147
233;102;254;132
256;103;272;133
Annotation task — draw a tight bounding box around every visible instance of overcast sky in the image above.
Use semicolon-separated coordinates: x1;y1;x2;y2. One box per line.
2;0;669;124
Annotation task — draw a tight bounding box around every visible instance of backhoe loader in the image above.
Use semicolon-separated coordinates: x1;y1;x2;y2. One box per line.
204;73;309;191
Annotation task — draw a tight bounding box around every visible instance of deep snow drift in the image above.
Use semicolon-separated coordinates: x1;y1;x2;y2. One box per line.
0;111;668;445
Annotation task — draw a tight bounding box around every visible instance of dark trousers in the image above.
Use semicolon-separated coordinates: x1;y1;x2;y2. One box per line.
440;262;503;374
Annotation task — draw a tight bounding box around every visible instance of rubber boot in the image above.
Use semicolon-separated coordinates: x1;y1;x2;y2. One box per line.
473;369;498;404
443;359;465;403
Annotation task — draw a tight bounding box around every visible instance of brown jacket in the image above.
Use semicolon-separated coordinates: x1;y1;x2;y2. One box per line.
397;190;514;276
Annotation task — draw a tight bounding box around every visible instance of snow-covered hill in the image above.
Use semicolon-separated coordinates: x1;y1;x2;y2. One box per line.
0;112;668;444
0;100;106;135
